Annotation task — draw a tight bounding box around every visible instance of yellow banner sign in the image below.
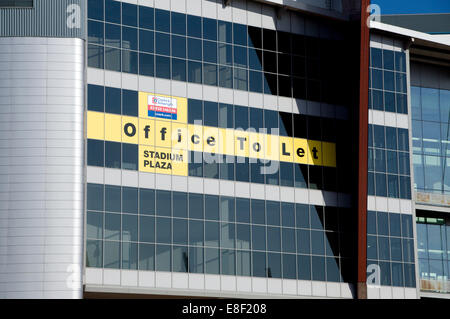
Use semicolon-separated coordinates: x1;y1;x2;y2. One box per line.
87;92;336;176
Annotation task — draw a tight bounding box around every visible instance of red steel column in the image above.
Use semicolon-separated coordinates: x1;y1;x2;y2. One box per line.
357;0;370;299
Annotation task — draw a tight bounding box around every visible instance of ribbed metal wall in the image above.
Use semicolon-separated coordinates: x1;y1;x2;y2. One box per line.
0;0;85;38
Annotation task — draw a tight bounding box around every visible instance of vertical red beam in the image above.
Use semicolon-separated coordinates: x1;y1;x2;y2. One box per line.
357;0;370;299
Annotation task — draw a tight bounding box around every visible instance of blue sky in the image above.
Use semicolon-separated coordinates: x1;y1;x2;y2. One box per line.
371;0;450;14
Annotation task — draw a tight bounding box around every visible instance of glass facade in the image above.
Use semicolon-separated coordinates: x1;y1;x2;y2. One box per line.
367;124;412;199
86;183;356;282
369;47;408;114
411;86;450;195
87;0;351;105
416;214;450;293
366;210;416;288
87;84;352;193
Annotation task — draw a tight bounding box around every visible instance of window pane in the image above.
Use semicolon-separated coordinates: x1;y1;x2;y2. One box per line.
139;6;154;30
171;12;186;35
139;216;155;243
188;61;202;84
139;53;154;77
104;241;120;269
252;251;266;277
205;248;220;274
267;253;281;278
156;190;171;217
105;213;121;241
155;8;169;32
105;185;121;213
156;217;171;244
173;192;187;218
105;86;121;114
105;47;121;71
221;249;236;275
189;247;204;273
122;143;138;170
87;139;104;167
172;246;188;272
187;15;201;38
311;256;325;281
236;250;251;276
122;187;138;214
236;198;250;223
155;55;170;79
172;35;186;58
252;225;266;251
88;44;104;69
203;40;217;63
156;245;171;271
139;243;155;270
87;211;103;240
203;18;217;41
205;221;219;248
189;220;204;246
122;214;138;242
105;141;121;169
88;20;104;45
218;20;232;43
189;193;204;219
122;27;137;50
139;189;155;215
86;240;102;268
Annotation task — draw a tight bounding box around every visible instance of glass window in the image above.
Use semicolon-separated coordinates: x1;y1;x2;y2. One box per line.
105;47;121;71
88;44;104;69
139;53;154;77
88;0;103;20
188;99;202;124
122;214;138;242
139;188;155;215
236;250;251;276
155;8;170;32
367;235;378;260
282;228;295;253
370;48;383;69
267;227;281;252
172;246;188;272
218;20;232;43
378;236;390;261
390;237;402;262
204;195;219;221
374;149;386;173
267;253;281;278
233;24;247;46
87;211;103;240
220;156;235;181
236;224;250;250
139;6;154;30
298;255;311;280
236;198;250;223
311;256;325;281
172;35;186;59
104;241;120;269
122;187;137;214
266;201;280;226
122;27;137;50
122;89;138;116
156;217;171;244
187;15;201;38
139;29;154;54
205;248;220;274
402;215;413;238
283;254;296;279
88;20;104;45
395;51;406;72
218;65;233;89
105;141;121;169
189;193;204;219
155;55;170;79
252;251;266;277
234;45;247;68
122;2;137;27
371;69;383;90
171;12;186;35
139;216;155;243
86;240;102;268
221;223;235;249
221;250;236;275
203;18;217;41
252;225;266;251
87;139;104;167
251;199;265;225
219;196;234;222
280;162;294;187
281;203;295;228
188;61;202;84
383;50;394;70
156;190;171;217
204;221;219;248
105;213;120;241
203;63;217;86
297;229;310;254
234;68;247;91
173;219;188;245
155;32;170;56
105;185;121;213
156;245;171;271
203;101;218;127
203;40;217;64
248;26;262;49
235;157;249;182
189;220;204;246
105;87;121;114
88;84;104;112
219;103;233;129
172;192;187;218
122;143;137;170
218;43;233;66
263;29;276;51
296;204;309;228
139;243;155;270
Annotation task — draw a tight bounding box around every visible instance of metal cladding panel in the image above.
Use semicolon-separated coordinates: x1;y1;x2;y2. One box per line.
0;37;85;299
0;0;85;38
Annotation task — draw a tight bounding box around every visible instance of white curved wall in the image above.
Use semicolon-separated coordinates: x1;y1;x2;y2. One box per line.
0;37;84;299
